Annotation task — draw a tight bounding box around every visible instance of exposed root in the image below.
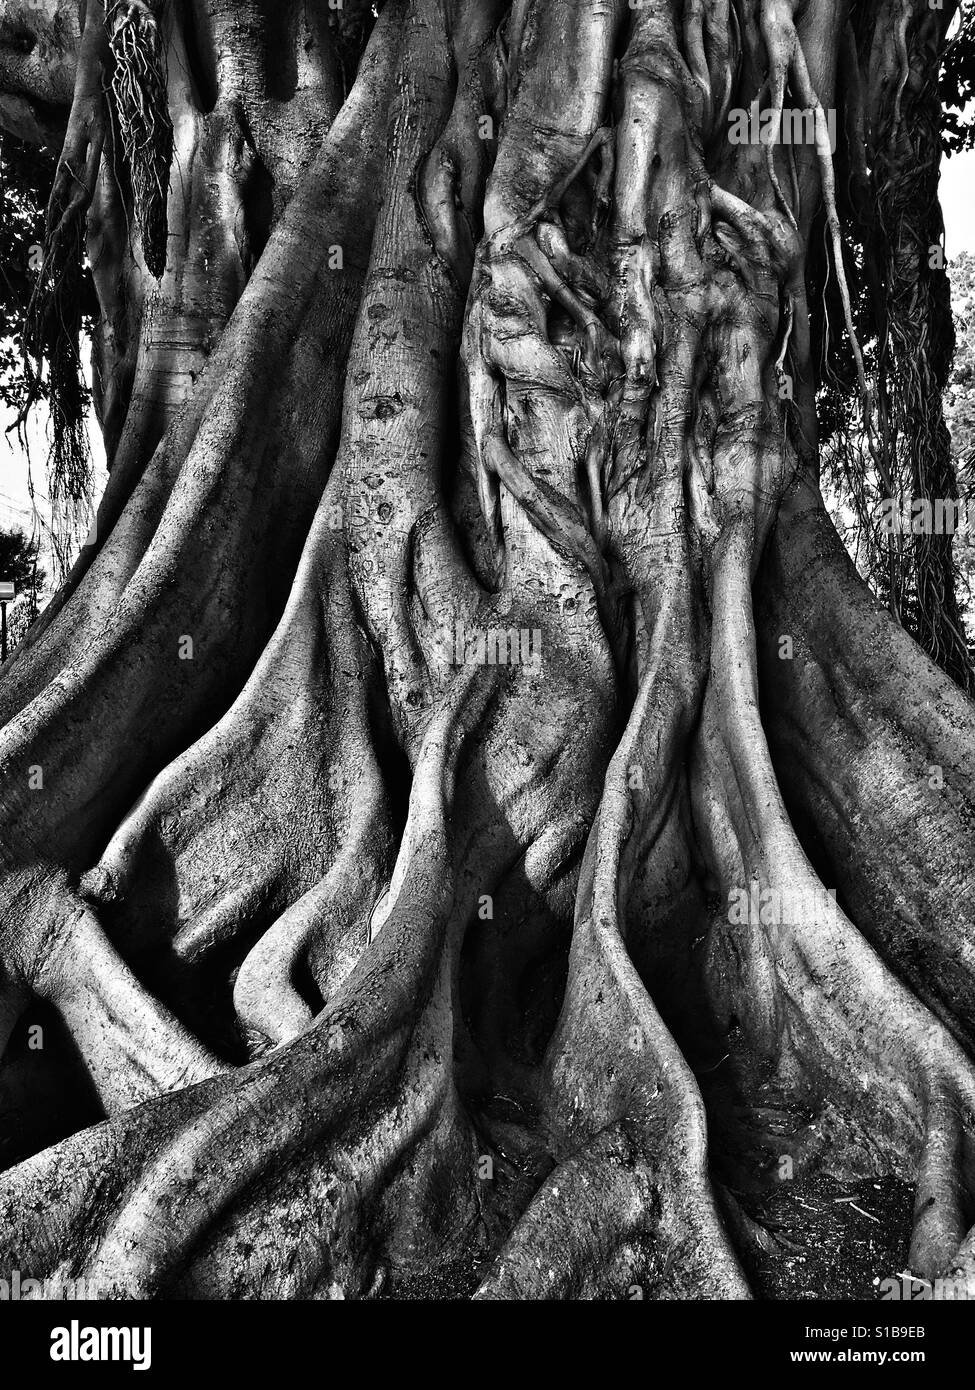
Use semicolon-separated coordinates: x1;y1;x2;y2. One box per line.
755;476;975;1053
0;870;221;1110
686;523;975;1285
479;532;744;1298
82;507;396;1056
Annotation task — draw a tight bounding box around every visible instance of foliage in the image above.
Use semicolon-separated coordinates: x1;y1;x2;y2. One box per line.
944;249;975;639
0;525;47;653
0;524;45;593
941;6;975;154
0;132;59;415
0;128;97;575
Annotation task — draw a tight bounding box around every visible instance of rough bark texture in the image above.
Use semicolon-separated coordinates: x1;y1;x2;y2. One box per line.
0;0;972;1300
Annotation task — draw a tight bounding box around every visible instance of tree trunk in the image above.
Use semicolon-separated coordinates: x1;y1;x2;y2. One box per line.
0;0;972;1300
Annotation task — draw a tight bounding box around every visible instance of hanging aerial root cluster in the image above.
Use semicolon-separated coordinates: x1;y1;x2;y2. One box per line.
21;218;91;529
15;0;112;564
107;0;173;279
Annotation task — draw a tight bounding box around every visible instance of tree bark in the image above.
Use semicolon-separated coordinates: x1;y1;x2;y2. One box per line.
0;0;972;1300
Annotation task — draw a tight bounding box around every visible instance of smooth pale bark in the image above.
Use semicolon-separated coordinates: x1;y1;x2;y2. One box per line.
0;0;972;1300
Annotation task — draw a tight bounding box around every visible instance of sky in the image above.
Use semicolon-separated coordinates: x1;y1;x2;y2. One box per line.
941;146;975;257
0;410;58;540
0;356;106;574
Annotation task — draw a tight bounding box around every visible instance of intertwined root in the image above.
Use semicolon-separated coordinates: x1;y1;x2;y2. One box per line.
107;0;173;279
0;0;973;1300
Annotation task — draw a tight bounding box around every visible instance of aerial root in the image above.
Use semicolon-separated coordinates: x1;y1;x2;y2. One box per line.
15;2;110;529
756;0;880;466
107;0;174;279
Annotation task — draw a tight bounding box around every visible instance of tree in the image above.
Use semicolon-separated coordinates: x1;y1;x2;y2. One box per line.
0;527;42;593
0;528;46;659
0;0;974;1301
